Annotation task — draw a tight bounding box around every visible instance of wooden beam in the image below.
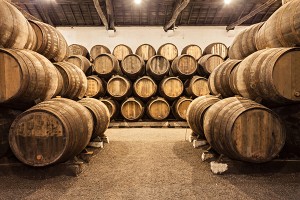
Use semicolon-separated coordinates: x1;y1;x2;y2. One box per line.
163;0;190;31
226;0;277;31
93;0;109;30
105;0;116;31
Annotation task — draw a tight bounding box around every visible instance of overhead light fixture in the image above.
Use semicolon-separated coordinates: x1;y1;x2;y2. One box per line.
134;0;142;4
224;0;231;4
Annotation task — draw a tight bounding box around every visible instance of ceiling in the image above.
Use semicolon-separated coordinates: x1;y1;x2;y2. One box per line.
12;0;282;29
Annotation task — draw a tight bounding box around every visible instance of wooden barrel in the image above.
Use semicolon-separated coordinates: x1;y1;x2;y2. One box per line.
54;62;88;100
157;43;178;61
135;44;156;61
208;59;241;98
186;95;220;138
133;76;157;100
146;97;170;120
0;49;60;104
181;44;202;60
198;54;224;75
184;76;210;98
93;53;122;79
69;44;90;59
85;75;106;98
113;44;133;61
78;98;110;139
0;0;31;49
146;55;170;80
121;54;145;80
99;98;119;118
172;97;193;120
90;45;111;62
203;97;286;163
159;77;184;101
170;54;197;80
9;98;93;167
256;1;300;50
203;43;228;59
230;48;300;104
107;75;132;100
121;97;145;121
0;108;22;157
66;55;91;73
29;20;69;62
228;23;264;60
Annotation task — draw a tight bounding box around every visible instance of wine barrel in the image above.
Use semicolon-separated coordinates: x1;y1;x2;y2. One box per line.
0;49;60;104
29;20;69;62
99;98;119;118
90;45;111;62
78;98;110;139
9;98;93;167
230;48;300;104
146;97;170;120
157;43;178;61
171;54;197;80
184;76;210;98
186;95;220;138
133;76;157;100
228;23;264;60
208;59;241;98
172;97;193;120
203;97;286;163
256;1;300;50
0;108;22;157
69;44;90;59
121;97;145;121
135;44;156;61
146;55;170;80
203;43;228;59
93;53;122;79
121;54;145;80
66;55;91;73
181;44;202;60
159;77;184;101
107;75;132;100
113;44;133;61
198;54;224;75
54;62;88;100
0;0;31;49
85;75;106;98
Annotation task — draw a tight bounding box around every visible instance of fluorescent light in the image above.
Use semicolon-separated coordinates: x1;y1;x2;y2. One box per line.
134;0;142;4
224;0;231;4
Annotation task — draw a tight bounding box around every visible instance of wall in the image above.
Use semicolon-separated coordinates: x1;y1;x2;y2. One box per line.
57;26;248;53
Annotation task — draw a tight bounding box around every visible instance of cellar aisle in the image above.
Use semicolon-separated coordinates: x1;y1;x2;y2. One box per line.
0;128;299;200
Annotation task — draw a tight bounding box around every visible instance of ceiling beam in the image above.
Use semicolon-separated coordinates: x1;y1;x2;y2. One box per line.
226;0;278;31
163;0;190;31
93;0;109;29
105;0;116;31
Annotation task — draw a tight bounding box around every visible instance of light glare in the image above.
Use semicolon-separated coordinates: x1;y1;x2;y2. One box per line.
134;0;142;4
224;0;231;4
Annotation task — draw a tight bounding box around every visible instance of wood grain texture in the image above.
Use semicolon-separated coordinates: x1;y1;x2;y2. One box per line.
184;76;210;98
133;76;157;100
99;97;119;118
159;77;184;101
113;44;133;61
181;44;202;60
93;53;121;80
172;96;192;120
90;45;111;62
146;55;170;81
203;97;285;163
66;55;91;73
171;54;197;80
135;44;156;61
146;97;170;120
121;97;144;121
9;98;93;167
69;44;90;59
198;54;224;75
203;43;228;59
121;54;145;80
157;43;178;61
85;75;106;98
107;75;132;100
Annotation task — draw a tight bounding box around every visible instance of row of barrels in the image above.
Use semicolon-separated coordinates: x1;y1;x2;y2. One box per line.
208;47;300;105
99;96;192;121
0;0;69;62
1;98;110;166
229;0;300;60
69;42;229;63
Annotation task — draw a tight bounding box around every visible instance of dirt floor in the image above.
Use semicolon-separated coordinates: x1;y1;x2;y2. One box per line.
0;128;299;200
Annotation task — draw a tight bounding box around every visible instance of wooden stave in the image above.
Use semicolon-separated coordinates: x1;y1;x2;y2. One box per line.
121;54;145;80
157;43;178;61
120;97;145;121
106;75;132;101
203;42;228;60
146;97;170;121
135;44;156;61
66;55;91;73
181;44;203;60
171;96;193;120
85;75;106;98
133;76;157;100
146;55;170;81
170;54;197;80
93;53;122;80
184;76;210;98
159;77;184;101
113;44;133;61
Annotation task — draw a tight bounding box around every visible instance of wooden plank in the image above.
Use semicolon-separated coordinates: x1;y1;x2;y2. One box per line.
92;0;109;29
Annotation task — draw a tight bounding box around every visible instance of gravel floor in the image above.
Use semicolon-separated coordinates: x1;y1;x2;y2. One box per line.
0;128;299;200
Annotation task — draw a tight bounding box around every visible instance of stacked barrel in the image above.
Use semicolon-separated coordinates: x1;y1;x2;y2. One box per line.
76;42;228;122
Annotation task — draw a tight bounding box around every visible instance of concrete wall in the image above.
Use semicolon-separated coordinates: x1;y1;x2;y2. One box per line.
57;26;248;53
